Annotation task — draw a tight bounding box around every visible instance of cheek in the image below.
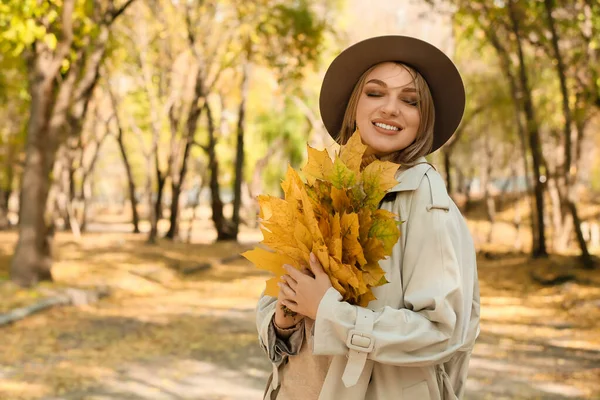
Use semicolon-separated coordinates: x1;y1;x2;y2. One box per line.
355;99;368;120
408;109;421;128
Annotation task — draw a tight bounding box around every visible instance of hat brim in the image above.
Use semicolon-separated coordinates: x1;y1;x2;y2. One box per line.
319;36;465;154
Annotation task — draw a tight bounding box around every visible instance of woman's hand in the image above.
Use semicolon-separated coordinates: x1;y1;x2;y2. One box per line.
274;284;304;329
279;252;333;320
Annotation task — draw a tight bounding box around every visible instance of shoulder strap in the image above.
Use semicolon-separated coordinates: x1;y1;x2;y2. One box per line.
424;169;450;212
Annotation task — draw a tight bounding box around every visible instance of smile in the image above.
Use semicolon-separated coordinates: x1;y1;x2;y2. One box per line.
373;122;401;131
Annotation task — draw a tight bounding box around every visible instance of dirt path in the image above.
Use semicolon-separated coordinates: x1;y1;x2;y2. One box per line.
1;236;599;399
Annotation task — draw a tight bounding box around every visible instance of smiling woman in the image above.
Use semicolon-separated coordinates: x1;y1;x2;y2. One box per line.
256;35;480;400
339;61;435;166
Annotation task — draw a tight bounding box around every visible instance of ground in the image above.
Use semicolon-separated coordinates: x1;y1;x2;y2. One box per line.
0;219;599;400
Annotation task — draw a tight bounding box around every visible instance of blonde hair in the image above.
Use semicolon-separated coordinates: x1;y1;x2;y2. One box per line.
337;63;435;167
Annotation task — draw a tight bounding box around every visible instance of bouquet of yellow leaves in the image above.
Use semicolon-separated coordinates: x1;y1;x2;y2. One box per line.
242;130;401;307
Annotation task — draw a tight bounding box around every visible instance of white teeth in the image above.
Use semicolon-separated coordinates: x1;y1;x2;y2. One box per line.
374;122;400;131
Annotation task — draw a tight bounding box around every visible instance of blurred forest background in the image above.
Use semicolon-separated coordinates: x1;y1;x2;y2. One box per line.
1;0;599;399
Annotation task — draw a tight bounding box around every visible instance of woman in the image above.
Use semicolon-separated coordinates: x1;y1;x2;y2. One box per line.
256;36;480;400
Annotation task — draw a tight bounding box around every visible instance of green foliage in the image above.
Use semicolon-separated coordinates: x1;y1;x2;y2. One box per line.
234;0;327;82
251;98;307;193
254;0;326;81
0;0;54;55
0;0;95;59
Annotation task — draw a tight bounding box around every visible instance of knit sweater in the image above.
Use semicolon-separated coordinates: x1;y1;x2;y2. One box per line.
274;318;333;399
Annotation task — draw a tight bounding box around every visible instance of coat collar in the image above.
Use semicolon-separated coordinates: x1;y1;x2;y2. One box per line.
388;157;433;193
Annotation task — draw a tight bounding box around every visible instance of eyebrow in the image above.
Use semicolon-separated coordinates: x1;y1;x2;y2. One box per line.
366;79;417;92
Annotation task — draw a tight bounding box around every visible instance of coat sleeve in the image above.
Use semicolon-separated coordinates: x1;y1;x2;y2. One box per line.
256;293;306;364
312;173;475;367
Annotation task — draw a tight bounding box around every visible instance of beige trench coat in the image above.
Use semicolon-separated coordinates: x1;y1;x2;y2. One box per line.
256;160;481;399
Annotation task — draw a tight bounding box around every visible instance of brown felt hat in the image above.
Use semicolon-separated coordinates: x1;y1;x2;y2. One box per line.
319;35;465;154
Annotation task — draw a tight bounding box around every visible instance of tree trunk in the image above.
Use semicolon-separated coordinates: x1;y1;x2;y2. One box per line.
148;170;166;244
482;135;495;244
108;89;141;233
0;190;10;230
508;0;548;258
232;60;251;239
544;0;593;267
186;176;205;244
478;0;539;255
204;102;235;241
165;68;205;240
546;173;563;252
10;65;57;286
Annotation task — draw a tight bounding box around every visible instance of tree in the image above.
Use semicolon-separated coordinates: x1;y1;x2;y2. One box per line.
106;84;141;233
197;0;327;241
5;0;136;286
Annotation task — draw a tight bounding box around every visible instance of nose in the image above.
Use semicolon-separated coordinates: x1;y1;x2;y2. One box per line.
381;97;400;117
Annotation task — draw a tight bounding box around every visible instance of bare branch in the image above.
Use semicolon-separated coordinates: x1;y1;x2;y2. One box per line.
107;0;138;26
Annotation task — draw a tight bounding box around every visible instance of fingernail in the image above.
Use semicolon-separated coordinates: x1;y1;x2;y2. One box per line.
310;252;316;262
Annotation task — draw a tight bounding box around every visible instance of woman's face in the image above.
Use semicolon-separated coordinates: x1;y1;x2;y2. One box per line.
355;62;421;158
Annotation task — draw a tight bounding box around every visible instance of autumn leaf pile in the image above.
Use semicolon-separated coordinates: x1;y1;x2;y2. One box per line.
243;131;401;307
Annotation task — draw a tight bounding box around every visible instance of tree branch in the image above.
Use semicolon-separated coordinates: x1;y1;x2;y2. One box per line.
107;0;138;26
49;0;76;77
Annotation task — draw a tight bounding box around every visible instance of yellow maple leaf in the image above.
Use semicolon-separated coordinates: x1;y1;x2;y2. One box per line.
241;248;298;296
362;261;388;286
362;237;386;264
370;210;401;254
340;212;367;267
358;209;372;243
331;186;351;213
294;222;313;255
258;195;292;223
282;165;305;203
330;275;346;295
361;160;400;209
330;157;357;189
329;257;360;290
302;145;334;186
313;241;331;272
339;129;367;174
357;291;377;307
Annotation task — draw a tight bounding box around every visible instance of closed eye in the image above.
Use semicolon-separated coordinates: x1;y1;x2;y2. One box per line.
401;98;419;106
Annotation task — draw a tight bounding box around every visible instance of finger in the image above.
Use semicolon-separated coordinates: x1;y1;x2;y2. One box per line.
281;274;298;289
283;264;305;280
309;252;325;275
281;299;298;312
278;281;296;298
